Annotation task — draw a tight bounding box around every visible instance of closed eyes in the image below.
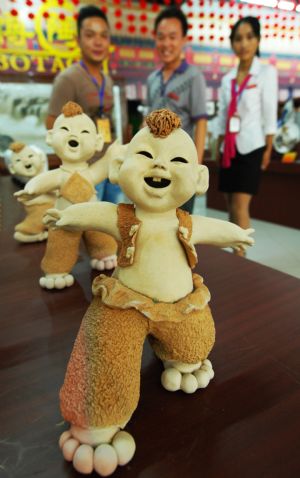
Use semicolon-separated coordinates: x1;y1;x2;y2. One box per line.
171;157;188;163
60;126;69;131
137;151;153;159
81;130;90;134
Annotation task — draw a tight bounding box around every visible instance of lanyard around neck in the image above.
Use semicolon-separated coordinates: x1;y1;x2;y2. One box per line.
231;73;251;105
80;60;106;115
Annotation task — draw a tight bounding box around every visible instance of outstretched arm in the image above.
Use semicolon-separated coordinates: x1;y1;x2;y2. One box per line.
89;141;128;184
191;215;254;252
43;202;120;241
14;169;60;201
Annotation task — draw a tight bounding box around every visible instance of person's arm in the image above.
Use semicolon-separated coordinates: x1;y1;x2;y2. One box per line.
191;215;254;252
261;134;274;170
215;77;228;162
190;71;208;163
194;118;207;164
261;65;278;170
45;115;57;130
43;202;121;240
46;74;76;129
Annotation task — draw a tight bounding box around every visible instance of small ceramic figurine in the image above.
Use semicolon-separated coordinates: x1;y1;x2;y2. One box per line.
15;102;121;290
44;110;254;476
8;142;55;243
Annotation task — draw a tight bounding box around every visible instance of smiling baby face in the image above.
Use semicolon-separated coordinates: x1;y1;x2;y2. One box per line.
9;144;45;177
117;124;201;212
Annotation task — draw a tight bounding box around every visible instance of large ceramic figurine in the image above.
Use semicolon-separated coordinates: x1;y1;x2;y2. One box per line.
44;110;254;475
15;102;120;290
8;142;55;243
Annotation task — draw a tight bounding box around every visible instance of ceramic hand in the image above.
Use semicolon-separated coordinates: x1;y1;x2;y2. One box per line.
231;228;255;252
14;189;37;203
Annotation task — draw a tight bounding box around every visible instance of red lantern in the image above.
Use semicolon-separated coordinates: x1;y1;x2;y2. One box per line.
43;11;49;18
140;25;148;34
152;3;159;12
58;0;64;5
115;21;123;30
26;0;33;6
10;8;18;16
140;14;147;21
59;13;65;20
28;12;34;19
188;35;193;41
128;24;136;33
114;9;122;17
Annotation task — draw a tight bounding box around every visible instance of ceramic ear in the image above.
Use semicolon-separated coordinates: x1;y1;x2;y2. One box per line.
195;164;209;196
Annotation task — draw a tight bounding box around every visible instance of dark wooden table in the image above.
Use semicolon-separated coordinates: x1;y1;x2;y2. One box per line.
1;176;300;478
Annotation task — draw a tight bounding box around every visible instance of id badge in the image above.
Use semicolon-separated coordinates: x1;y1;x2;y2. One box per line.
229;115;241;133
97;117;112;143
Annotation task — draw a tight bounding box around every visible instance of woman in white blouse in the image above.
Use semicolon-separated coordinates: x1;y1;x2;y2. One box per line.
216;17;278;254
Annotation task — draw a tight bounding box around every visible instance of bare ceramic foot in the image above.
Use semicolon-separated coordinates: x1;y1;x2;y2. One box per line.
90;255;117;271
59;425;136;476
161;359;214;393
39;273;74;290
14;230;48;243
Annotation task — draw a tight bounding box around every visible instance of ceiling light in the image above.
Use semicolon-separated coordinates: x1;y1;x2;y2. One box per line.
240;0;278;7
277;1;295;10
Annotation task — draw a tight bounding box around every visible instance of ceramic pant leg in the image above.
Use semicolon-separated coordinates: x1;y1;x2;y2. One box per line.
41;228;82;274
60;298;148;428
149;304;215;363
83;230;117;260
15;202;53;235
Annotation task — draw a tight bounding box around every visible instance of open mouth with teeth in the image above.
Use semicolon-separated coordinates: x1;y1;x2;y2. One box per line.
144;177;171;189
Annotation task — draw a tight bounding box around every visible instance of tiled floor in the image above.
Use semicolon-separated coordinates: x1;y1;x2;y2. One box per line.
194;195;300;279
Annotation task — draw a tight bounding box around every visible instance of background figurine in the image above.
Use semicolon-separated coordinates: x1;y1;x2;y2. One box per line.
15;101;120;290
44;110;254;476
7;142;55;243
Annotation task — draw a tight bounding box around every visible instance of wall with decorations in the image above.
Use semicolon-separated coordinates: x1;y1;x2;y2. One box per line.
1;0;300;102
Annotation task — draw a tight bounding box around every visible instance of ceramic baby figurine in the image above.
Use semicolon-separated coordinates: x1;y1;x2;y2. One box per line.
15;101;120;290
8;142;55;243
44;110;254;476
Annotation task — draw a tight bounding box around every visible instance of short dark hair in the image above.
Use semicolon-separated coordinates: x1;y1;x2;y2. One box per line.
230;16;261;57
154;7;188;37
77;5;109;35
